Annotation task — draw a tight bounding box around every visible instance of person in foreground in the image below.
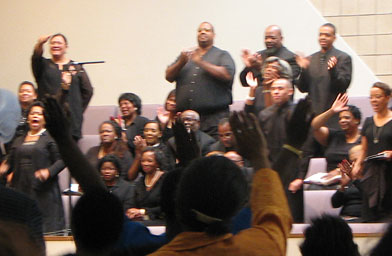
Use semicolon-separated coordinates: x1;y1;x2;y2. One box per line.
300;214;360;256
43;96;166;256
150;110;293;256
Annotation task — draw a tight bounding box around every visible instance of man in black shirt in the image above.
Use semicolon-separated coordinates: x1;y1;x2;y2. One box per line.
165;22;235;139
240;25;300;87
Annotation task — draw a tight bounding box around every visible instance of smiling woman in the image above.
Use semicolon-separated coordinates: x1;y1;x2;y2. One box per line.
126;147;166;222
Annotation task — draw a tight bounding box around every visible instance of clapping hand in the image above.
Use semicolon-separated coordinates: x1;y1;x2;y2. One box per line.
295;52;310;69
327;56;337;70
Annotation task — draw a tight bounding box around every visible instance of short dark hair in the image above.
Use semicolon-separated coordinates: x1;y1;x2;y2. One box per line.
71;189;124;253
144;120;162;132
300;214;359;256
372;82;391;97
97;154;121;173
50;33;68;45
177;156;248;236
118;93;142;115
100;120;122;139
26;101;45;117
18;81;37;94
218;117;230;127
321;23;337;34
344;105;362;123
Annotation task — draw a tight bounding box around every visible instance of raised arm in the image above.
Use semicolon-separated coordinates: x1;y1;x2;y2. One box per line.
311;93;348;146
43;95;105;193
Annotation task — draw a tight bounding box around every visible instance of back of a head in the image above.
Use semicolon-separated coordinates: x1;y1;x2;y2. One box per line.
177;156;248;236
369;224;392;256
300;215;359;256
71;188;124;254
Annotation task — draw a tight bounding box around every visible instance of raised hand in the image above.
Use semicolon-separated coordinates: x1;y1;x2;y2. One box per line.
156;106;170;125
230;111;270;170
173;118;200;167
330;93;349;113
286;97;314;149
37;35;51;45
245;72;258;88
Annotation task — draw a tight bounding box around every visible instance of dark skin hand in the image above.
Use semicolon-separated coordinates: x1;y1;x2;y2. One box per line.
172;118;200;167
230;111;270;170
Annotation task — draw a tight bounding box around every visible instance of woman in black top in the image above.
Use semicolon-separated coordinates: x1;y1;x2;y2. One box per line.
352;82;392;222
98;154;133;213
85;120;133;179
127;147;166;221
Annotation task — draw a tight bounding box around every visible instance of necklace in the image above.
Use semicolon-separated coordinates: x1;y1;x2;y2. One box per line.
373;124;383;144
27;128;46;137
144;170;160;188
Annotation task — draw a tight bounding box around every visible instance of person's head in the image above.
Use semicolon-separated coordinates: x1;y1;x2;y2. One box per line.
224;151;244;168
181;110;200;132
27;101;46;132
271;78;293;105
143;121;162;146
300;214;359;256
319;23;336;52
140;147;167;174
197;22;215;48
98;154;121;183
49;33;68;58
165;89;176;113
218;118;234;148
99;121;121;145
338;105;361;132
349;145;362;163
177;156;248;236
264;25;283;50
370;82;391;113
71;188;124;255
118;93;142;117
261;56;293;82
18;81;37;108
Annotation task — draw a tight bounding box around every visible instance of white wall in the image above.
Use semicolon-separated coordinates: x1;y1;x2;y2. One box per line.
0;0;378;106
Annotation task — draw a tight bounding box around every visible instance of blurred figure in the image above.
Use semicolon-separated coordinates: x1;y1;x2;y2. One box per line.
352;82;392;222
240;25;300;88
2;101;65;232
300;215;359;256
16;81;37;137
85;120;133;179
209;118;235;153
32;33;93;141
98;155;133;213
168;110;215;158
166;22;235;139
156;89;177;143
117;92;149;155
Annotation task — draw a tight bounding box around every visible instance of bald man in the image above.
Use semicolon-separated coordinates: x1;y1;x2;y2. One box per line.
167;110;216;158
240;25;300;87
166;22;235;140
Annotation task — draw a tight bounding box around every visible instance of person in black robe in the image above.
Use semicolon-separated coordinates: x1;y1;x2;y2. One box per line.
32;34;93;141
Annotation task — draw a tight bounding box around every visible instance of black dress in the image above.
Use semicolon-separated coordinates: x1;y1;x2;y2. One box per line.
360;117;392;221
325;129;361;172
130;173;166;221
8;131;65;232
